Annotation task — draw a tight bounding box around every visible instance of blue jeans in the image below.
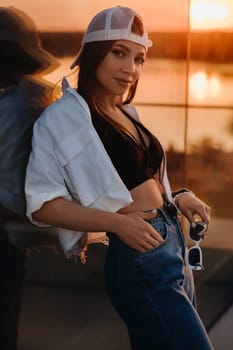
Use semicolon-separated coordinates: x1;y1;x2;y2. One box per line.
104;212;214;350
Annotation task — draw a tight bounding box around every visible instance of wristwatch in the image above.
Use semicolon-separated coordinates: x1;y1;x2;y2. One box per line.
172;188;191;197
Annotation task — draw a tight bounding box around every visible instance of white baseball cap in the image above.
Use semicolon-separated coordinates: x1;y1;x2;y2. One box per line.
70;6;152;69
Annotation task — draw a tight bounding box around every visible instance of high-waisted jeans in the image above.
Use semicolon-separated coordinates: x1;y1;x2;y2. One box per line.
104;211;214;350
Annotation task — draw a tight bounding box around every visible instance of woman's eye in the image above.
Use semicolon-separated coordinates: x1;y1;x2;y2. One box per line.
112;49;124;57
135;57;145;65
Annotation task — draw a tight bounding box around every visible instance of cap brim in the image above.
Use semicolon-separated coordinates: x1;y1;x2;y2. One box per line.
70;47;82;69
27;47;60;74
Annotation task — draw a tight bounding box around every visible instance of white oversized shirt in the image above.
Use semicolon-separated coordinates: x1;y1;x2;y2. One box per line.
25;79;172;253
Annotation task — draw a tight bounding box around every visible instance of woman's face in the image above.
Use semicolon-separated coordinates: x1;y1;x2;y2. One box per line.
95;40;146;99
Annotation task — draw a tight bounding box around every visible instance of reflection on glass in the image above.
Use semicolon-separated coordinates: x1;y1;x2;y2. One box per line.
190;0;231;30
137;105;233;152
188;107;233;152
190;71;220;100
189;62;233;105
187;109;233;220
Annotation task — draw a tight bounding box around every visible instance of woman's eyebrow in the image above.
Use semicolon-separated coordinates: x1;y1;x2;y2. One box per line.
112;43;145;56
112;43;130;52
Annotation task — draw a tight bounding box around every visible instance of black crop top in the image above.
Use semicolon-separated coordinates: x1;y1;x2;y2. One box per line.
91;106;163;191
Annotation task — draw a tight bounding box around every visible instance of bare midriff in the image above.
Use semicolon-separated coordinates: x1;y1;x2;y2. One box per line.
118;177;164;214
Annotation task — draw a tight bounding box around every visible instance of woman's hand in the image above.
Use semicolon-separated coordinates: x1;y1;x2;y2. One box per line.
175;193;211;232
114;211;164;252
32;197;165;254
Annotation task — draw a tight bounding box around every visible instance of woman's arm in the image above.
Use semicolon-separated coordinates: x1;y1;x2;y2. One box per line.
32;197;164;253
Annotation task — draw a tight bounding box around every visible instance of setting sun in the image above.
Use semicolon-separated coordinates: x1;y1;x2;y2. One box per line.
190;0;233;30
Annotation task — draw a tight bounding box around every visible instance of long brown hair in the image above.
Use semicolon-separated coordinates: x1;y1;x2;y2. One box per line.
77;14;145;117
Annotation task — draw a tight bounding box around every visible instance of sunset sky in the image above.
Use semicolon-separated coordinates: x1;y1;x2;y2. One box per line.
0;0;232;31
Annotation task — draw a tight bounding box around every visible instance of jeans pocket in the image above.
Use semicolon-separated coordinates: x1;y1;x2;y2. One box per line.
140;221;169;256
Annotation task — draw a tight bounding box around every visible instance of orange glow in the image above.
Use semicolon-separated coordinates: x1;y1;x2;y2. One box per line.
190;71;220;100
190;72;208;99
190;0;233;30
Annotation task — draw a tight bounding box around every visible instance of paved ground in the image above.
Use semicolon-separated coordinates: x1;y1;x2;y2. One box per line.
18;284;130;350
209;304;233;350
18;279;233;350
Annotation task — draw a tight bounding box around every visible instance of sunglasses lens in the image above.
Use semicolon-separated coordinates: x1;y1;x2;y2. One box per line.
189;222;206;241
188;247;201;270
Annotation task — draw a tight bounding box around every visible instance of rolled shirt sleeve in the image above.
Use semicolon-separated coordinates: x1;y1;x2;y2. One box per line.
25;116;72;225
25;89;132;252
25;105;85;253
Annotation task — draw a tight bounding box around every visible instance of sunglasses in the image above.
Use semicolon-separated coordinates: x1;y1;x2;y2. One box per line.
187;221;206;271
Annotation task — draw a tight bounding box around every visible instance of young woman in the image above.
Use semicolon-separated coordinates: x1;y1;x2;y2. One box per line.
25;6;213;350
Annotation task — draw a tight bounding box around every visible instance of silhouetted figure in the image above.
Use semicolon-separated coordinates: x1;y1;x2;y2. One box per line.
0;7;59;349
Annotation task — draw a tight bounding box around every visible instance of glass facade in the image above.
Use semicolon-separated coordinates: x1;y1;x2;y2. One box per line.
135;0;233;339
